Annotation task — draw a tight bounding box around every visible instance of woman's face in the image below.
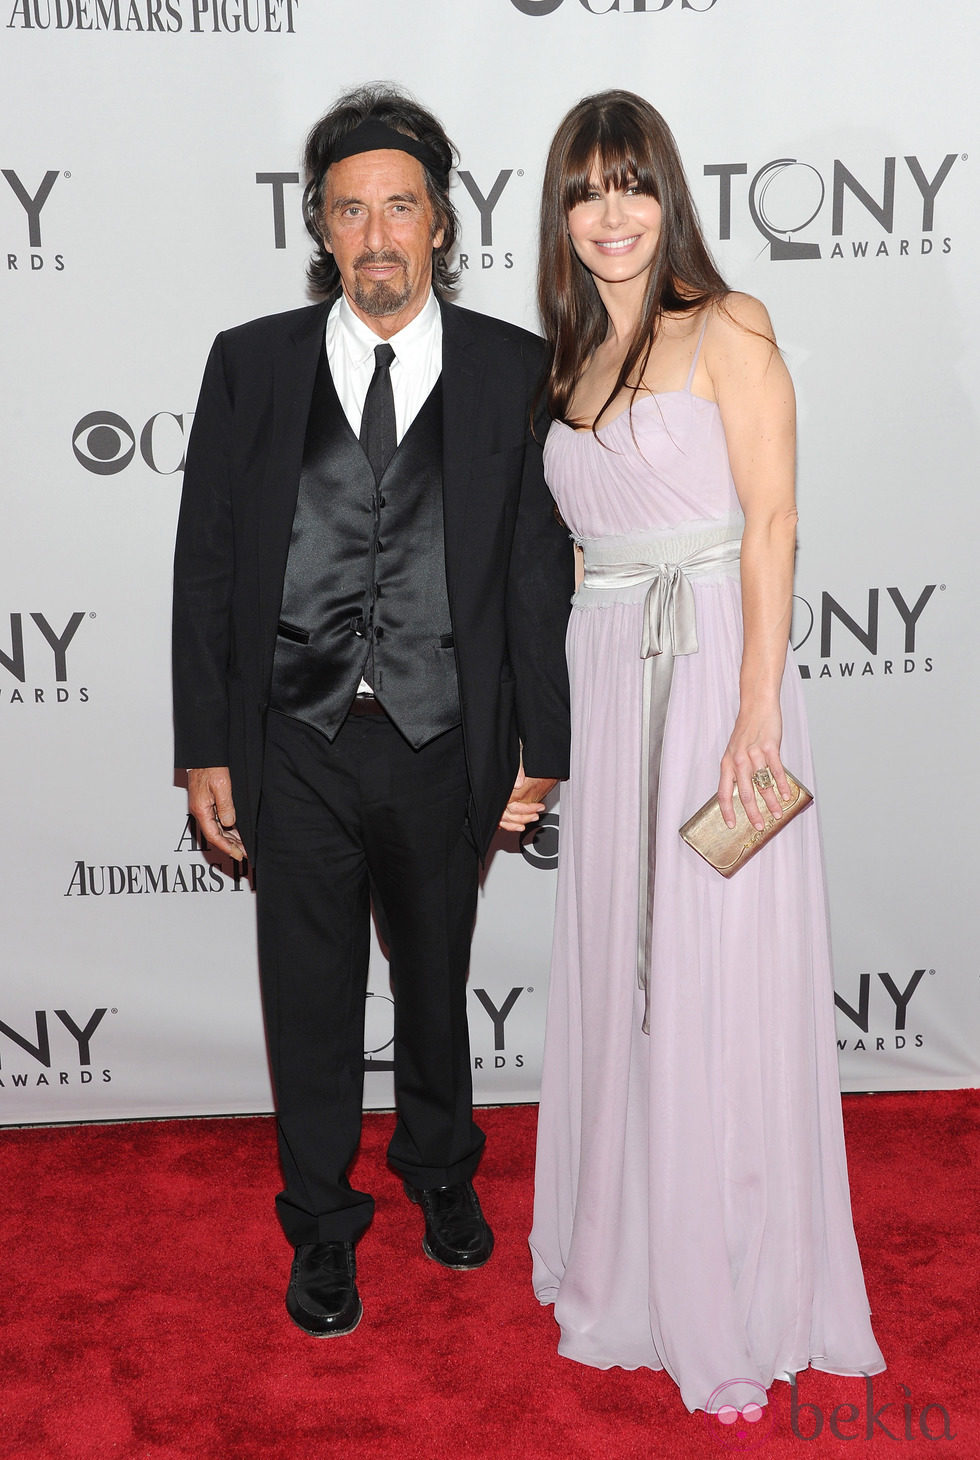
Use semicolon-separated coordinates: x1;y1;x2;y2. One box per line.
566;168;663;289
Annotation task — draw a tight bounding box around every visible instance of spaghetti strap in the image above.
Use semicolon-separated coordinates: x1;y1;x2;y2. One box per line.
683;314;709;393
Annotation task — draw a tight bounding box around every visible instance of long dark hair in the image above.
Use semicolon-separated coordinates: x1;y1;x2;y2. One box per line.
539;90;728;429
303;84;461;299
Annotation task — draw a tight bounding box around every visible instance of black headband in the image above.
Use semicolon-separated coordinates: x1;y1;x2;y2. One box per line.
330;118;443;175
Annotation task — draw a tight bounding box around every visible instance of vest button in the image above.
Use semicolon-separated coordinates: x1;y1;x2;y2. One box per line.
350;617;364;636
379;496;386;508
376;540;385;552
374;627;385;642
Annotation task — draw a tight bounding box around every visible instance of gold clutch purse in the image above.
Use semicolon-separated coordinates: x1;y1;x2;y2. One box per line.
679;770;813;878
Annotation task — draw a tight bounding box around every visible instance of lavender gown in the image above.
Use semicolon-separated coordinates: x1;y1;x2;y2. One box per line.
529;335;884;1414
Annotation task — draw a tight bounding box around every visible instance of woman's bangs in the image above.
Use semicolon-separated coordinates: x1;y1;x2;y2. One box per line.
562;126;660;209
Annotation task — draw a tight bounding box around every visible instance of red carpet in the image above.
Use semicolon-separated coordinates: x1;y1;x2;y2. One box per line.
1;1091;977;1459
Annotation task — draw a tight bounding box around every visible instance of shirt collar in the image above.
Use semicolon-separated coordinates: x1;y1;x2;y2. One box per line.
334;287;440;367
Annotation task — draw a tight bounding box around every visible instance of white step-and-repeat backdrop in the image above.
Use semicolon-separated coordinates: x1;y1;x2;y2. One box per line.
2;0;977;1123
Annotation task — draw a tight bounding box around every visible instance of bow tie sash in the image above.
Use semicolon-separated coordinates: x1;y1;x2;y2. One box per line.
579;524;743;1033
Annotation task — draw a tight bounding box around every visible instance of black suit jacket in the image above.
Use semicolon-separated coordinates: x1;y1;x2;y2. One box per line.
172;296;573;860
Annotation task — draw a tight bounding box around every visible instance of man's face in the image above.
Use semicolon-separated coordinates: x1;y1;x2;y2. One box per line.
321;149;445;337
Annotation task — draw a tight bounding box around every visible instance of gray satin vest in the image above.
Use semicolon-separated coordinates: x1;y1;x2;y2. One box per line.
269;345;461;748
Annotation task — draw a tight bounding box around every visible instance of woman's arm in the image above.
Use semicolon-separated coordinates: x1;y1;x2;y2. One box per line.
706;293;798;831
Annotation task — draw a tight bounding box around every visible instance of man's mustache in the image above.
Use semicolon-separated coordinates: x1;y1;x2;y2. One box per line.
354;250;407;270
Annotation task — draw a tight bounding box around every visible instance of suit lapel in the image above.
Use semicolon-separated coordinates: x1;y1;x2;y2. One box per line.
440;301;485;609
258;300;332;632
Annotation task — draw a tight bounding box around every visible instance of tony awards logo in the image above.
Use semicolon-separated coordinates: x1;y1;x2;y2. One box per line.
703;152;960;262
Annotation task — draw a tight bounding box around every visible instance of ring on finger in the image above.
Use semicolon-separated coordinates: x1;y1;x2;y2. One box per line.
751;766;775;792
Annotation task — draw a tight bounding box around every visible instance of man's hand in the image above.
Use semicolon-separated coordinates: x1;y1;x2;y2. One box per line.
187;766;246;861
499;768;558;834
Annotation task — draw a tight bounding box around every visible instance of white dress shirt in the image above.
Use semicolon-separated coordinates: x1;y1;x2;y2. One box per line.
325;287;443;444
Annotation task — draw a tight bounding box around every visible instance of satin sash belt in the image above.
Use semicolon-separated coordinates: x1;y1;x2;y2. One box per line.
577;521;743;1034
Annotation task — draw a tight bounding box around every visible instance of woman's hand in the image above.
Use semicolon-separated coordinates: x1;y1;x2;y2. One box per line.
717;704;792;831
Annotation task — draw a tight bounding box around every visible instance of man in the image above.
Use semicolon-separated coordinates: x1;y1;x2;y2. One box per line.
172;86;572;1337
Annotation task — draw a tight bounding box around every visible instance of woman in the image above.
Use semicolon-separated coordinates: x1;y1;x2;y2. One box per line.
528;91;885;1415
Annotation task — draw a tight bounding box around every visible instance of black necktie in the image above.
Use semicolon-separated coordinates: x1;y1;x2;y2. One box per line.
359;342;396;483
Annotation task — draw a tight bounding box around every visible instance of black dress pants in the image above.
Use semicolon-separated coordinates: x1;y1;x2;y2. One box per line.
256;708;484;1245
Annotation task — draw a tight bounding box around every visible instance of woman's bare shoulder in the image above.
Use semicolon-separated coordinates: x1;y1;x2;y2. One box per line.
708;291;776;344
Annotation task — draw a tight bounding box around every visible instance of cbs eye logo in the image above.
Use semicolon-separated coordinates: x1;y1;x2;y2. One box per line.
520;812;559;870
72;410;192;476
72;412;134;475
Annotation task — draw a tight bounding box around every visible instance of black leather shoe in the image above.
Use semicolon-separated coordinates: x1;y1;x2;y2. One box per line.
285;1240;362;1336
404;1180;494;1269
